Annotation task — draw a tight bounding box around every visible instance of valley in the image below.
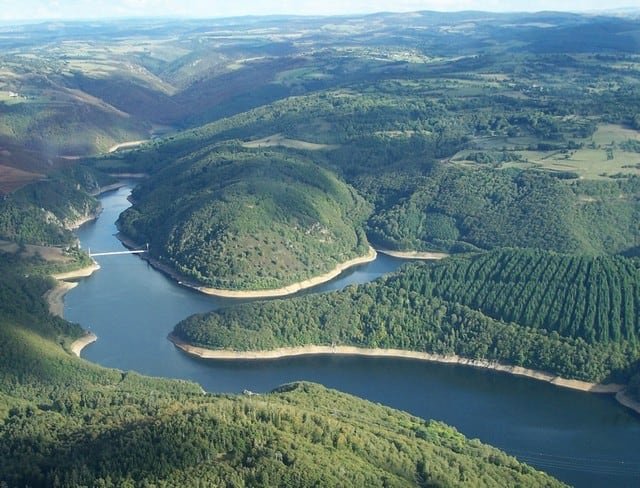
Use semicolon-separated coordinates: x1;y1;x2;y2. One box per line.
1;10;640;486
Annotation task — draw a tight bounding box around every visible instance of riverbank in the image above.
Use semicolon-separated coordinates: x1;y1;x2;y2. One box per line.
66;212;100;230
66;183;130;230
615;391;640;415
52;262;101;281
169;335;627;396
44;281;78;317
376;248;449;260
117;231;377;298
90;182;126;196
69;332;98;357
45;262;100;319
197;247;377;298
106;172;149;178
45;262;101;356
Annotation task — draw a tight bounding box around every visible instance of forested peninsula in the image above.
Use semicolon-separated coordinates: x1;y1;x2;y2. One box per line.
0;252;562;487
173;249;640;409
117;146;372;292
2;11;640;485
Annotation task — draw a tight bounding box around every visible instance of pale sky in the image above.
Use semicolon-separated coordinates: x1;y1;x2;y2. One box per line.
0;0;637;22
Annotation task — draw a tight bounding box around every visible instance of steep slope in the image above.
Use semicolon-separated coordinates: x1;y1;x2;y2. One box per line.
410;249;640;342
0;255;563;487
117;145;372;291
174;254;640;385
0;166;110;246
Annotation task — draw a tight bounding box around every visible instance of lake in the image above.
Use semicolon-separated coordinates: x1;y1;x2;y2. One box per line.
65;185;640;487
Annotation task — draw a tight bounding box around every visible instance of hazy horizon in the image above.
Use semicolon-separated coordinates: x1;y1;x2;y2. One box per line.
1;1;639;23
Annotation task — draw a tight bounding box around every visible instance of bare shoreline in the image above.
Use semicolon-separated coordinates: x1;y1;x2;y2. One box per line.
169;335;626;396
45;263;101;357
377;248;450;260
49;181;135;356
195;247;377;298
615;391;640;415
43;281;78;318
65;183;128;230
45;262;100;320
117;230;377;299
66;212;99;230
106;172;149;178
70;333;98;357
51;262;101;281
90;182;126;196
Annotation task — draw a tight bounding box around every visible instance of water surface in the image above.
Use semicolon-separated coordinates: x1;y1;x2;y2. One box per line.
65;186;640;487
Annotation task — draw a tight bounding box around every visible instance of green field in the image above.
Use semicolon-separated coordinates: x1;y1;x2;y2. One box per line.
452;123;640;179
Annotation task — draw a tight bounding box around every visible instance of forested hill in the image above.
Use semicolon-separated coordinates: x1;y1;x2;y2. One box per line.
96;50;640;264
175;250;640;385
117;145;372;290
367;169;640;255
0;166;112;246
0;254;563;487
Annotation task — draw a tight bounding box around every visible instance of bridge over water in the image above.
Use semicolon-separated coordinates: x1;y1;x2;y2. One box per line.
89;250;148;257
88;244;149;257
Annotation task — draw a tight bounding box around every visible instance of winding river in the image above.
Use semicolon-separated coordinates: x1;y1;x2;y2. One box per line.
65;185;640;487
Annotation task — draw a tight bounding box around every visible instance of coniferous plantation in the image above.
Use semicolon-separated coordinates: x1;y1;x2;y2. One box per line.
1;10;640;486
175;253;640;384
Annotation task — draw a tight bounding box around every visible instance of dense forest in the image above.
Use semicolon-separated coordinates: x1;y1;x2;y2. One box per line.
0;253;561;487
175;254;640;385
0;166;111;246
412;249;640;342
117;145;371;290
2;11;640;485
95;47;640;289
367;169;640;255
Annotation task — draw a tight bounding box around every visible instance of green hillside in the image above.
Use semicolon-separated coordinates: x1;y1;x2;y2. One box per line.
414;249;640;342
175;256;640;384
117;145;372;290
0;255;562;487
367;168;640;255
0;166;109;246
99;67;640;259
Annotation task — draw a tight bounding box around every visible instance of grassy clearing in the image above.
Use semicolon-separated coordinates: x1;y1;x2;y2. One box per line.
0;239;70;262
591;123;640;145
274;67;332;85
451;124;640;180
0;165;44;194
242;133;339;150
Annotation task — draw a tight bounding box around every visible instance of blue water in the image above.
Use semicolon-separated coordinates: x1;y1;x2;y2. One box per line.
65;185;640;487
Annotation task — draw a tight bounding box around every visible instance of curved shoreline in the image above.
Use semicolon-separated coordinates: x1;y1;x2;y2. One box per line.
118;230;377;299
44;281;78;318
376;248;450;260
615;391;640;415
45;262;101;357
46;262;100;318
196;247;377;298
106;172;149;178
51;262;101;281
90;182;126;196
169;335;625;395
69;332;98;357
66;212;99;230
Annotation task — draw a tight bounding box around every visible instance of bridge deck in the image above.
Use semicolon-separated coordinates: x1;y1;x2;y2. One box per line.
89;250;147;257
